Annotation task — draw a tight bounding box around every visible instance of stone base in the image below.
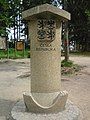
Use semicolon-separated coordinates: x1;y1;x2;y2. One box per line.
9;100;83;120
23;91;68;113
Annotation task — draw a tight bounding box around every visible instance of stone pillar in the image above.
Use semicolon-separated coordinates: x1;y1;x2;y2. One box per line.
22;4;71;113
30;19;61;93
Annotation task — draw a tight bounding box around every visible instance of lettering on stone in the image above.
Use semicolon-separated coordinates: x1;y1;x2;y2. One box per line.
40;42;52;47
36;47;56;51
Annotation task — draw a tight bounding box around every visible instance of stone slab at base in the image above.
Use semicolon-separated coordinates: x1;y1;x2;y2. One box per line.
23;91;68;113
9;100;83;120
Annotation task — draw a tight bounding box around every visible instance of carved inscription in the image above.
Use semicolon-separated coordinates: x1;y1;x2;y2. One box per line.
36;19;56;51
37;19;56;42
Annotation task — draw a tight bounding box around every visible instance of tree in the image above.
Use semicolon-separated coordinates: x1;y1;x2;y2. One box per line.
65;0;89;51
22;0;53;10
8;0;21;40
0;0;11;36
62;0;69;61
22;0;90;53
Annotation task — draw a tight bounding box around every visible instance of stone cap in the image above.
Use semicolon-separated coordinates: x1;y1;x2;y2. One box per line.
22;4;71;21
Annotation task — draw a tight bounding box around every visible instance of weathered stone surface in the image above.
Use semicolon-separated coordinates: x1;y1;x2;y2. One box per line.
9;100;83;120
29;19;62;93
23;91;68;113
22;4;71;20
0;116;6;120
22;3;71;113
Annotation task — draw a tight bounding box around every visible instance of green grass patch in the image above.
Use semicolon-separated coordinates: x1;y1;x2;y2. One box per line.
70;51;90;56
61;60;81;75
61;60;73;67
0;48;30;59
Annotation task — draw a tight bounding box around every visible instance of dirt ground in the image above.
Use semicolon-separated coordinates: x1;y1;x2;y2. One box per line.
0;56;90;120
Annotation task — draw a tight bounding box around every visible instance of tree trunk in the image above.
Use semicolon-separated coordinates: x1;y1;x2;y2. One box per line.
63;0;69;61
14;16;16;58
64;21;69;61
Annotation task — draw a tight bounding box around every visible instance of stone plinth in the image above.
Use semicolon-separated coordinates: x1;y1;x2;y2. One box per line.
22;4;71;113
9;100;83;120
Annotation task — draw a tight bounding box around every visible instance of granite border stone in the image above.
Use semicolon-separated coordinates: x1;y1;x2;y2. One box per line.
8;100;83;120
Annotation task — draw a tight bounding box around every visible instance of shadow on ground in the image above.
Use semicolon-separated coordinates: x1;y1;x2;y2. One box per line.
0;98;16;119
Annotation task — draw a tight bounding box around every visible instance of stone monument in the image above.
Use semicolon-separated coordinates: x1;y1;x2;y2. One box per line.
10;4;83;120
23;3;70;113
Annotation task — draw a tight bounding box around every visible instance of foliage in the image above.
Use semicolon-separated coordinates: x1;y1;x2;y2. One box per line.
65;0;89;51
0;48;29;59
22;0;90;52
0;0;24;40
61;59;81;75
70;51;90;56
22;0;52;10
0;0;11;36
8;0;23;40
61;60;73;67
0;0;90;52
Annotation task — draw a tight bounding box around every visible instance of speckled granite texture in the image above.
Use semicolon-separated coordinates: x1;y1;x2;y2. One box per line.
9;100;83;120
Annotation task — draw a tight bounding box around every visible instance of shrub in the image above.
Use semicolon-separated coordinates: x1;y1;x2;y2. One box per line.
61;60;73;67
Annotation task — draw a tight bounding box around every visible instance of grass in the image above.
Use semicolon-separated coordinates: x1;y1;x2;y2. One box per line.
70;51;90;56
61;60;81;75
0;48;30;59
61;60;73;67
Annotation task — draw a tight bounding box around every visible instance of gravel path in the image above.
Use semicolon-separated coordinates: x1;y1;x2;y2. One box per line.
0;56;90;120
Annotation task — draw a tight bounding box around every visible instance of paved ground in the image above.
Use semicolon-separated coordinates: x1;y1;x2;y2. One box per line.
0;56;90;120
